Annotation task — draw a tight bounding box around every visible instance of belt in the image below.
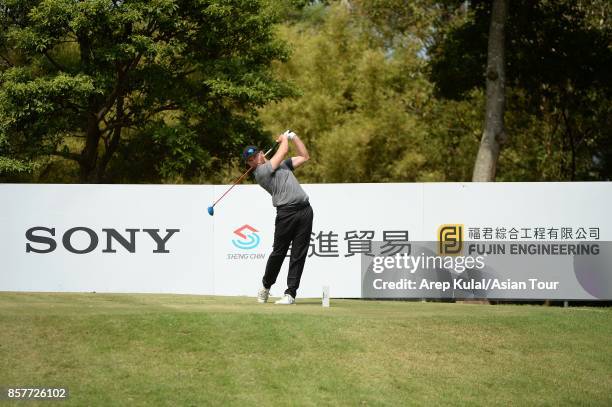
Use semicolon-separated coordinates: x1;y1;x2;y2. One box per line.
276;200;310;213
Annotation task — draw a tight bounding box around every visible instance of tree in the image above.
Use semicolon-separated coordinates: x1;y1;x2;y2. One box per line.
430;0;612;181
0;0;291;182
472;0;507;181
259;2;479;183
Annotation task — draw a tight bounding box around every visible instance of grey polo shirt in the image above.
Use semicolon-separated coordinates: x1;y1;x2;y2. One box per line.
254;158;309;207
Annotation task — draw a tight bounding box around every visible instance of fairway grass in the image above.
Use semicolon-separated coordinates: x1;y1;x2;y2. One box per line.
0;293;611;406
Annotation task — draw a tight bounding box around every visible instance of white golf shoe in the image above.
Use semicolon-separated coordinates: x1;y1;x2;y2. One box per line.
274;294;295;305
257;287;270;303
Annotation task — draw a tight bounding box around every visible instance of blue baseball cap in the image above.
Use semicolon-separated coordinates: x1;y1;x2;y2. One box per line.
242;145;259;162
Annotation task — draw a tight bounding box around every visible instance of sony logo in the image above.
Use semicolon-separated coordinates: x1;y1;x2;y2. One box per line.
25;227;180;254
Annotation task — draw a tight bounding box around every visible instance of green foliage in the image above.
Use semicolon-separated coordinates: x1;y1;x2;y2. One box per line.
430;0;612;180
2;0;608;183
262;0;329;25
259;3;483;182
0;156;33;173
0;0;292;182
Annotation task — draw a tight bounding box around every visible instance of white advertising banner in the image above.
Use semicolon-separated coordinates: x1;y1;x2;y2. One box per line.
0;184;215;294
212;183;422;298
1;182;611;299
421;182;612;241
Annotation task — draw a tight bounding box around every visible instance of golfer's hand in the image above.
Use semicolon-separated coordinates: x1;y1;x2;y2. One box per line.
276;133;289;143
270;133;290;170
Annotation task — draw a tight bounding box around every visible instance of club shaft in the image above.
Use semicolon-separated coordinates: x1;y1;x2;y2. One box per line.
211;143;278;208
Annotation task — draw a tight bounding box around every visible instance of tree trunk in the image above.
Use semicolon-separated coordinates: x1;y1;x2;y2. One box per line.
95;96;125;183
463;0;508;306
472;0;508;182
77;34;101;183
79;112;101;183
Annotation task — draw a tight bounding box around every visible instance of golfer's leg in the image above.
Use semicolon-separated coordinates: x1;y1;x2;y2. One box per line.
285;206;314;298
262;213;294;289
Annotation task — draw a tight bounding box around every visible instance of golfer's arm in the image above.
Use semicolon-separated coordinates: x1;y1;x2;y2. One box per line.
291;136;310;169
269;138;289;170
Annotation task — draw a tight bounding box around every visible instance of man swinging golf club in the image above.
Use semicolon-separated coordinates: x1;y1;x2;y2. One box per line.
243;130;313;305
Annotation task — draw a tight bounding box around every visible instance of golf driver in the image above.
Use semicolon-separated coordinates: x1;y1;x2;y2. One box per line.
207;141;279;216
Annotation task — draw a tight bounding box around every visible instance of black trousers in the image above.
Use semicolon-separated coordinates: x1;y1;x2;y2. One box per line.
262;203;313;298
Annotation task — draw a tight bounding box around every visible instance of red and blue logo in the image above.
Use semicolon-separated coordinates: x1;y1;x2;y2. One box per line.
232;225;261;250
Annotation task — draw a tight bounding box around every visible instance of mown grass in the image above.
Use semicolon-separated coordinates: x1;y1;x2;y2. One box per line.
0;293;611;406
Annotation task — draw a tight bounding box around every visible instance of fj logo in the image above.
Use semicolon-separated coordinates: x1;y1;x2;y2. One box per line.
438;224;463;255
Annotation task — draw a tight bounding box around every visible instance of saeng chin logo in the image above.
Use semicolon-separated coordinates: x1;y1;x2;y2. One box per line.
232;225;260;250
25;227;180;254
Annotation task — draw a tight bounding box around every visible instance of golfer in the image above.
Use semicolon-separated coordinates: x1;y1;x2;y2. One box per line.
243;131;313;305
